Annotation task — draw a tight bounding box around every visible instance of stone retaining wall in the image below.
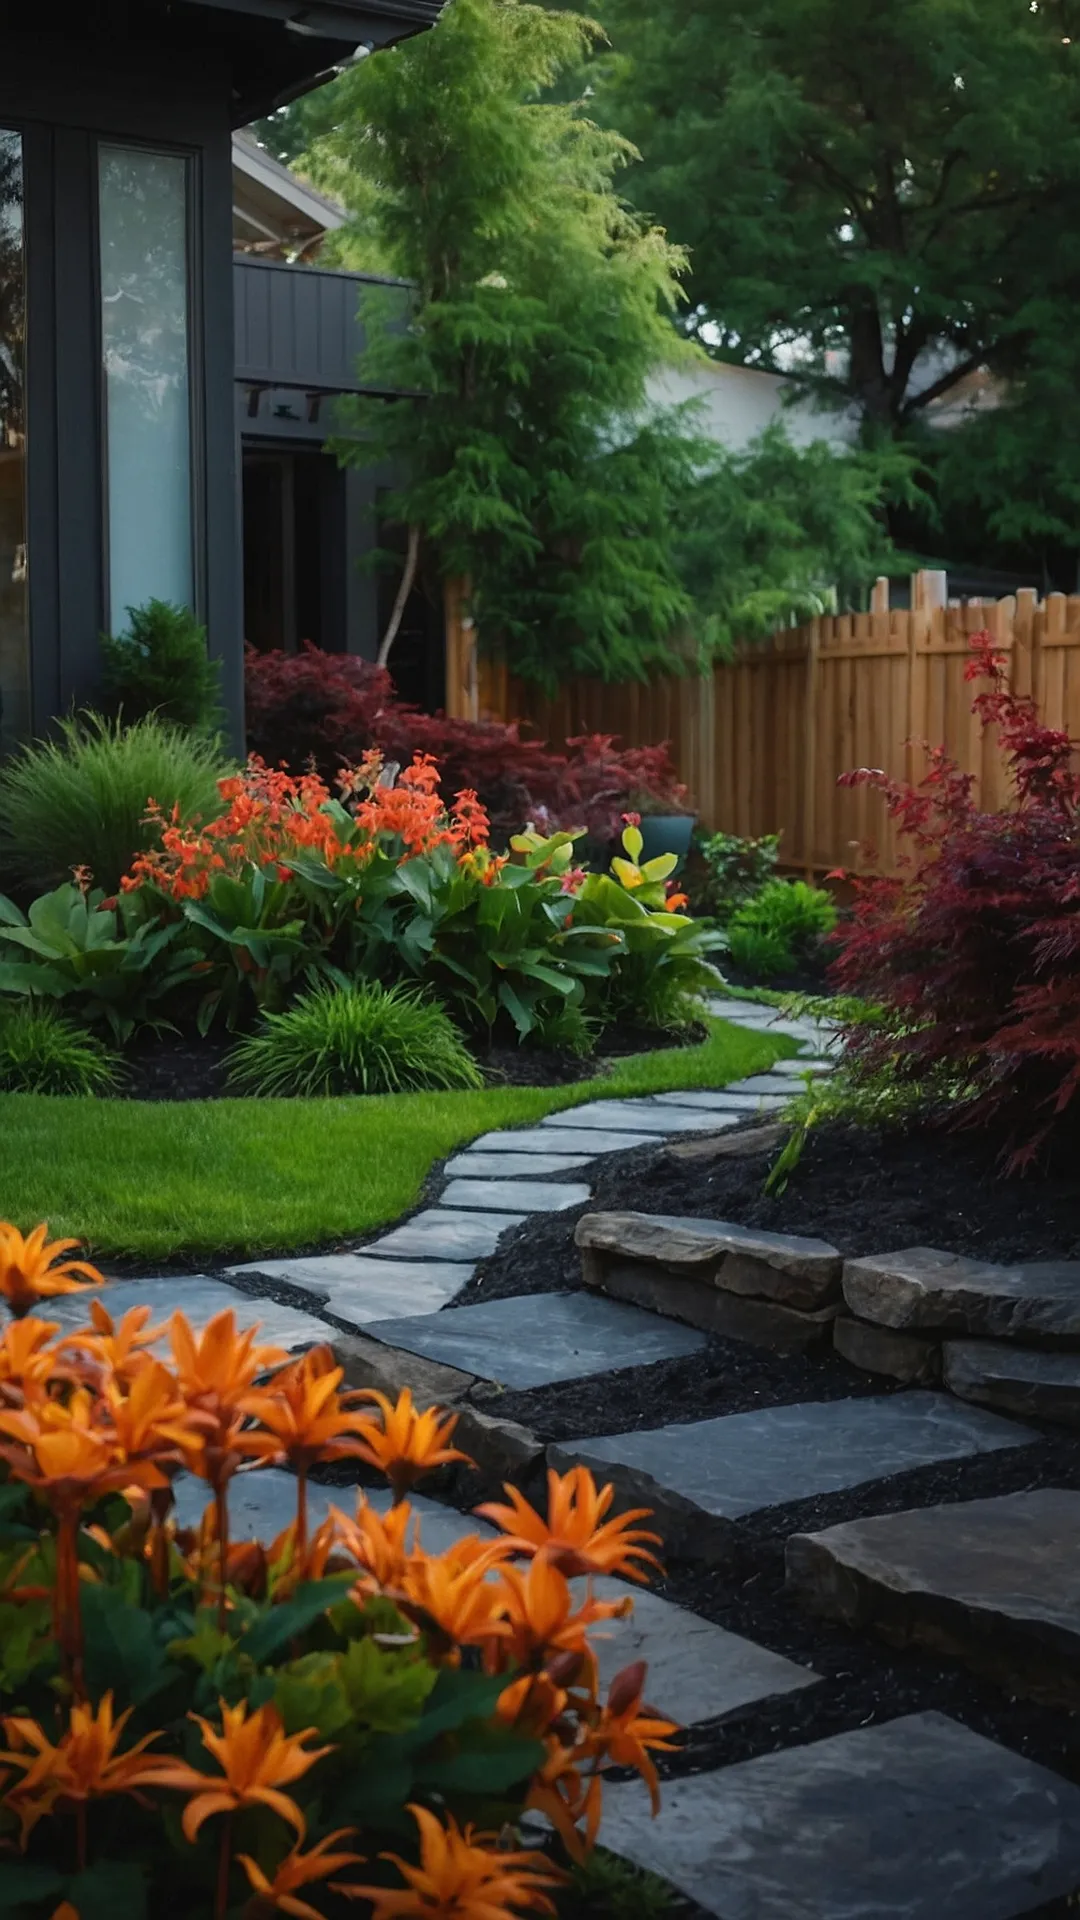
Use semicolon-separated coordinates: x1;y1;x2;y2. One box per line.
575;1214;1080;1429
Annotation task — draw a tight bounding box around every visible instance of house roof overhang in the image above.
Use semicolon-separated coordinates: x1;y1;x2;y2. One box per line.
179;0;444;120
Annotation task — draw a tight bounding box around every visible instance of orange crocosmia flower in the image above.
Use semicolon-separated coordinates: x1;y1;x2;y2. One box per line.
478;1465;662;1584
0;1391;172;1506
236;1828;366;1920
526;1737;603;1861
585;1661;679;1815
351;1389;471;1502
102;1358;211;1468
168;1310;288;1486
0;1223;102;1319
358;1804;562;1920
498;1555;631;1671
0;1692;166;1844
149;1699;332;1844
496;1670;568;1738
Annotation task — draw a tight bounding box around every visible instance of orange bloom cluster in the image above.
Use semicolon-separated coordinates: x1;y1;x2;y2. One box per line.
0;1227;676;1918
122;751;498;906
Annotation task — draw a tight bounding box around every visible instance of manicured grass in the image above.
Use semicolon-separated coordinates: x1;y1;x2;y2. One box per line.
0;1019;791;1261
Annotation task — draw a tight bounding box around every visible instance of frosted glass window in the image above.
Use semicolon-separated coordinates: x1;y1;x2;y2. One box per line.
99;146;193;627
0;129;29;755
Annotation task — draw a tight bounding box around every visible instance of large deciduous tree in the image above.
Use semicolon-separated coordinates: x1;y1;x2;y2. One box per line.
593;0;1080;441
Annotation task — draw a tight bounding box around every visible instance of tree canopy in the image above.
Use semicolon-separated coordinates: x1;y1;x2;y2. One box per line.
592;0;1080;442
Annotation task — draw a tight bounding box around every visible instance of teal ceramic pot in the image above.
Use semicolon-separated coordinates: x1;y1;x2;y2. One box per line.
637;814;696;870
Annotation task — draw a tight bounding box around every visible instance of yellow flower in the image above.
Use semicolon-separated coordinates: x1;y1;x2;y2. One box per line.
150;1699;331;1843
0;1222;101;1319
358;1805;562;1919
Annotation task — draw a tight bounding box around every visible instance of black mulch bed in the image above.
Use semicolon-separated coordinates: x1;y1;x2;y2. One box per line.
114;1020;706;1100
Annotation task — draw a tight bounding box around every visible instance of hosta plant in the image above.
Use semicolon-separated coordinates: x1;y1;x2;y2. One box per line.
0;879;200;1043
0;1225;677;1920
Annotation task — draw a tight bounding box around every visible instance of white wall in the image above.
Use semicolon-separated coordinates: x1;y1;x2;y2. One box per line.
646;358;857;452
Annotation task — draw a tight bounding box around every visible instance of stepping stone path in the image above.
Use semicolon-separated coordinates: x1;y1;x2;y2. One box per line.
944;1339;1080;1426
364;1289;709;1390
227;1253;474;1322
46;1275;332;1352
786;1488;1080;1707
439;1177;592;1214
844;1244;1080;1345
551;1393;1036;1559
599;1711;1080;1919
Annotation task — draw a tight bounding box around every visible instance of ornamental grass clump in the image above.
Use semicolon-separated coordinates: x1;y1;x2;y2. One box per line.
0;1006;122;1096
0;1221;677;1919
227;982;484;1097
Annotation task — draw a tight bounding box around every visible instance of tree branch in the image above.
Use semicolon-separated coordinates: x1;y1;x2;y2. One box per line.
377;523;422;667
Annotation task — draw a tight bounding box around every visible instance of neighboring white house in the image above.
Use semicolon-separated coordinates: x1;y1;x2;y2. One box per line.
646;358;856;451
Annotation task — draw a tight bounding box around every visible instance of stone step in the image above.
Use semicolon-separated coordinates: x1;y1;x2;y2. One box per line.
761;1056;834;1078
651;1087;790;1111
439;1177;591;1215
600;1710;1080;1919
576;1210;842;1351
444;1149;594;1179
944;1340;1080;1426
226;1253;473;1323
364;1289;707;1391
541;1100;736;1135
365;1208;526;1261
550;1393;1037;1560
472;1126;658;1155
786;1488;1080;1706
844;1245;1080;1346
46;1275;331;1353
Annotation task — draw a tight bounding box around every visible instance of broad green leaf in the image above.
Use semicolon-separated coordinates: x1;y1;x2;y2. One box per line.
236;1574;355;1664
81;1582;174;1707
68;1860;148;1920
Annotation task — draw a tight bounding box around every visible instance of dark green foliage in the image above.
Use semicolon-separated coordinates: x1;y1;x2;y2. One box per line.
0;881;200;1044
101;599;222;733
0;713;229;895
0;1004;121;1096
697;830;780;923
727;879;837;979
593;0;1080;440
226;981;485;1097
557;1848;681;1918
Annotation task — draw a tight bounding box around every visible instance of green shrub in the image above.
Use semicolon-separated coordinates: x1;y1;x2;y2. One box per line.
727;878;837;978
697;829;780;922
0;1004;122;1095
101;597;222;732
227;980;485;1096
0;712;229;895
0;881;201;1042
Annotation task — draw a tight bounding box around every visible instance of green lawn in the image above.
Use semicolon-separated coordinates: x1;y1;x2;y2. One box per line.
0;1019;791;1261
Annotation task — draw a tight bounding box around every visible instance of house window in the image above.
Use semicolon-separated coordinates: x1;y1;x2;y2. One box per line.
98;145;193;631
0;129;28;755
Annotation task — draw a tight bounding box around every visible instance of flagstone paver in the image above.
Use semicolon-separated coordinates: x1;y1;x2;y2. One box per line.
763;1056;835;1077
724;1073;806;1096
551;1393;1037;1556
365;1209;527;1261
943;1340;1080;1426
541;1100;734;1134
363;1289;708;1389
444;1149;594;1179
599;1711;1080;1919
46;1275;331;1351
651;1087;790;1111
439;1178;592;1214
226;1253;473;1322
589;1580;817;1725
472;1126;658;1155
786;1488;1080;1704
844;1245;1080;1344
172;1468;479;1558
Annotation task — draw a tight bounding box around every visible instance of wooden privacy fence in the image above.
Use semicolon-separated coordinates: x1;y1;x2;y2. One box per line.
477;571;1080;876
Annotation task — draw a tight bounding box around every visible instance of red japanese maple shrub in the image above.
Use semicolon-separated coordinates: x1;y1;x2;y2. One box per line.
244;643;394;773
830;631;1080;1162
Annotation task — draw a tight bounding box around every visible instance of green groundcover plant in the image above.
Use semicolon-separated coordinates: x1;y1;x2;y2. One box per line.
726;879;837;980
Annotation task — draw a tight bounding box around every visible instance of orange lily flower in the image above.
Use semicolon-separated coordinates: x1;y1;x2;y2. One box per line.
0;1315;65;1396
0;1692;165;1849
150;1699;332;1844
478;1466;662;1583
58;1299;162;1384
358;1805;562;1919
584;1661;679;1815
397;1540;512;1657
103;1358;211;1467
351;1389;471;1505
498;1555;631;1672
0;1222;101;1318
242;1346;379;1547
236;1828;365;1919
526;1736;603;1862
331;1496;414;1597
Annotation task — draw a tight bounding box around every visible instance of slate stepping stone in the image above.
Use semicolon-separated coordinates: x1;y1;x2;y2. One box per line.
226;1254;472;1324
577;1211;842;1309
444;1150;594;1179
551;1393;1036;1559
651;1087;790;1111
845;1245;1080;1345
173;1468;480;1559
365;1209;526;1261
762;1056;834;1077
599;1710;1080;1919
439;1178;592;1214
703;996;773;1022
721;1074;804;1097
542;1100;732;1134
786;1488;1080;1705
363;1290;707;1390
473;1126;657;1155
588;1580;817;1726
44;1276;331;1353
944;1340;1080;1427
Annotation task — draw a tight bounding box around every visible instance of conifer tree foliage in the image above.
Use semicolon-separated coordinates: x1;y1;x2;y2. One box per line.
592;0;1080;440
